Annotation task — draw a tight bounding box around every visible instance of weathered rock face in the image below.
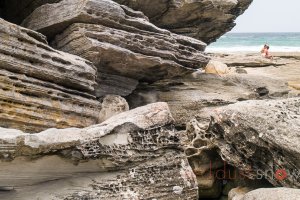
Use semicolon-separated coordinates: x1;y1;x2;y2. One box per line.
0;103;198;199
21;0;209;96
128;73;290;127
0;18;101;132
3;0;62;24
113;0;253;44
187;98;300;188
230;188;300;200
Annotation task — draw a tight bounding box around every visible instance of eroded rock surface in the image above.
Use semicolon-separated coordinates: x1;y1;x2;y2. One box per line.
99;95;129;122
0;103;198;199
22;0;209;96
187;98;300;188
128;73;289;127
3;0;62;24
0;18;101;132
113;0;253;44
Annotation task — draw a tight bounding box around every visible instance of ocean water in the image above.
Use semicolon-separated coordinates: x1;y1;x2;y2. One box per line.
206;32;300;52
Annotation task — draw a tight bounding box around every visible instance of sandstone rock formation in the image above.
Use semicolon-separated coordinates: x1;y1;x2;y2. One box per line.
205;60;230;75
113;0;253;44
99;95;129;122
230;188;300;200
128;73;289;127
0;103;198;199
2;0;61;24
210;53;292;68
22;0;209;96
0;18;102;132
187;98;300;188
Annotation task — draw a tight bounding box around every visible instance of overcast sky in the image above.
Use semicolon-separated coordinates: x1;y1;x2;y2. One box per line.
231;0;300;32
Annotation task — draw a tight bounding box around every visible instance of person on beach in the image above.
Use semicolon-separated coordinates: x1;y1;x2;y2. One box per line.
261;44;268;54
261;44;273;59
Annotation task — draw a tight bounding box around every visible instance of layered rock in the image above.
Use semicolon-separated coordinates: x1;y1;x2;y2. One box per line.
22;0;209;96
0;103;198;199
113;0;253;44
0;18;101;132
187;98;300;188
128;73;289;127
3;0;62;24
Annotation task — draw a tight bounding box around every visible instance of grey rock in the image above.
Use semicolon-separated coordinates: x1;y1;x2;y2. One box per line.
228;187;252;200
3;0;62;24
0;103;198;199
241;188;300;200
187;98;300;188
21;0;209;97
113;0;253;44
127;73;290;127
99;95;129;122
96;73;139;97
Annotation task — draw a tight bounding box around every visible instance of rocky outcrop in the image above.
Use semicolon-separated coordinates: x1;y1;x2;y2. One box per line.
21;0;209;96
113;0;253;44
0;18;102;132
3;0;61;24
0;103;198;199
187;98;300;188
128;73;289;127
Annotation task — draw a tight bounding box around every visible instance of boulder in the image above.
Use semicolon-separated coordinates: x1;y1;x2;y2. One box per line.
0;103;198;199
239;188;300;200
3;0;62;24
99;95;129;122
205;60;230;75
0;18;101;132
187;98;300;188
113;0;253;44
21;0;209;96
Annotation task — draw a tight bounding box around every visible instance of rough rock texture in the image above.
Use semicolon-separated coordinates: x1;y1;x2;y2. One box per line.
21;0;209;96
51;23;207;82
2;0;62;24
228;187;253;200
235;188;300;200
113;0;253;44
205;60;230;75
210;53;293;68
187;98;300;188
0;18;101;132
99;95;129;122
211;52;300;96
128;73;290;127
96;73;139;97
0;103;198;199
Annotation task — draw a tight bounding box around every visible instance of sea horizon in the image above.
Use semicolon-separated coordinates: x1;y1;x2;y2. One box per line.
207;32;300;52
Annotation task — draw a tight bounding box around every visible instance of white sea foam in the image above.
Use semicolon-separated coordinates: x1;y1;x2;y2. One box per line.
206;45;300;53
